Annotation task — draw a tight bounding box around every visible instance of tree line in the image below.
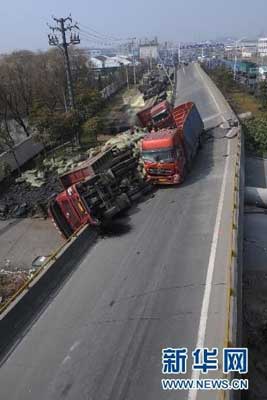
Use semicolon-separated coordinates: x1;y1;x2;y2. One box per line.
0;47;107;160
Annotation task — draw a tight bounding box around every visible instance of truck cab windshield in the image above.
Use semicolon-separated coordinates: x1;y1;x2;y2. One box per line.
151;109;169;124
142;148;176;163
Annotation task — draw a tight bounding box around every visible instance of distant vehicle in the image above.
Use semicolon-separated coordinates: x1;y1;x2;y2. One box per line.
141;102;204;185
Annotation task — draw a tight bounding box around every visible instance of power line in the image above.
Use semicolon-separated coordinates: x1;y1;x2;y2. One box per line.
79;22;125;42
79;31;115;46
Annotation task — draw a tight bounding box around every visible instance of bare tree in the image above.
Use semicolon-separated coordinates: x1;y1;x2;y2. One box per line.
0;100;21;174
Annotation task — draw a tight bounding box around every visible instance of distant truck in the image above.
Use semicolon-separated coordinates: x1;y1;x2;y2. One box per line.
137;100;173;130
141;102;204;185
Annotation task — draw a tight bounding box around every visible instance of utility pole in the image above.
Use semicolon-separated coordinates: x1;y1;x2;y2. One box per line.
48;15;80;110
233;42;238;81
126;65;129;89
150;46;153;71
234;37;246;81
131;38;137;86
178;42;181;65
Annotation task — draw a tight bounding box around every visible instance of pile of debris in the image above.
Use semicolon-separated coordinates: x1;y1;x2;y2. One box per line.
96;129;151;203
0;173;62;219
0;152;89;219
138;69;173;101
0;269;31;306
0;127;149;220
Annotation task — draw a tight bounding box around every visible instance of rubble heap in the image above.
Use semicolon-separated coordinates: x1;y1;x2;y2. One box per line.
0;128;148;220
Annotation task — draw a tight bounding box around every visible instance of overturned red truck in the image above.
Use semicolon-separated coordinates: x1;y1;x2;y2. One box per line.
140;102;204;184
49;148;149;238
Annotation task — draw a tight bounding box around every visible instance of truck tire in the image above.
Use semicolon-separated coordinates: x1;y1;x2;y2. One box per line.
116;193;131;210
103;206;120;219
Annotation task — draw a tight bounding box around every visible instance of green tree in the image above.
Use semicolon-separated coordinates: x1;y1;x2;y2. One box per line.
0;101;21;174
76;89;103;121
81;116;102;145
30;104;82;148
259;80;267;109
243;115;267;155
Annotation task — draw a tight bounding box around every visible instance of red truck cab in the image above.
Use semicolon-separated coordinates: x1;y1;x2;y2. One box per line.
137;100;173;130
141;102;204;185
49;184;96;239
141;129;186;184
149;101;173;129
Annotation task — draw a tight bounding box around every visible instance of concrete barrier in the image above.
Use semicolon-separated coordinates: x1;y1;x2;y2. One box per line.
223;129;244;400
0;224;97;359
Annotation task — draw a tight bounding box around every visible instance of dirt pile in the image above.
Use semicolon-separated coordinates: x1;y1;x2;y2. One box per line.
0;173;62;219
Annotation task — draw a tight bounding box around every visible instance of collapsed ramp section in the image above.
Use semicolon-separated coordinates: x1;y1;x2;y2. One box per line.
175;63;238;131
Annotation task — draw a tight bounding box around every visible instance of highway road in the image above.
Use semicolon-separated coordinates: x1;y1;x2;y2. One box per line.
0;64;237;400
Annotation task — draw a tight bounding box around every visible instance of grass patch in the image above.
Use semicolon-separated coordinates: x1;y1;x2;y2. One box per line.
230;90;262;116
204;65;267;156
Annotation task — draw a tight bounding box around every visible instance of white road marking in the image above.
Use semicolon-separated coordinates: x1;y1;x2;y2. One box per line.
70;341;80;352
62;355;71;365
187;138;231;400
202;113;221;123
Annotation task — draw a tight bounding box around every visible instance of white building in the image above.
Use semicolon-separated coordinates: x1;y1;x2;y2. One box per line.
258;38;267;57
90;55;135;70
240;40;257;58
258;66;267;80
139;40;159;60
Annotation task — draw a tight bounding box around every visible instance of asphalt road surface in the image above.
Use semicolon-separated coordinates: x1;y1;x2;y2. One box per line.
0;64;236;400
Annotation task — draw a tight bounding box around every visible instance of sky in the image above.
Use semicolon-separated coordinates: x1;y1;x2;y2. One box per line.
1;0;267;52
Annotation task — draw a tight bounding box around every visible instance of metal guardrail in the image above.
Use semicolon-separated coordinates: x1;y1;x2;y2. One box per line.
0;223;89;316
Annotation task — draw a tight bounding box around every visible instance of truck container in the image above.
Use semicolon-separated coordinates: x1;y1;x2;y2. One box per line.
60;149;115;189
141;102;204;184
137;100;173;130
